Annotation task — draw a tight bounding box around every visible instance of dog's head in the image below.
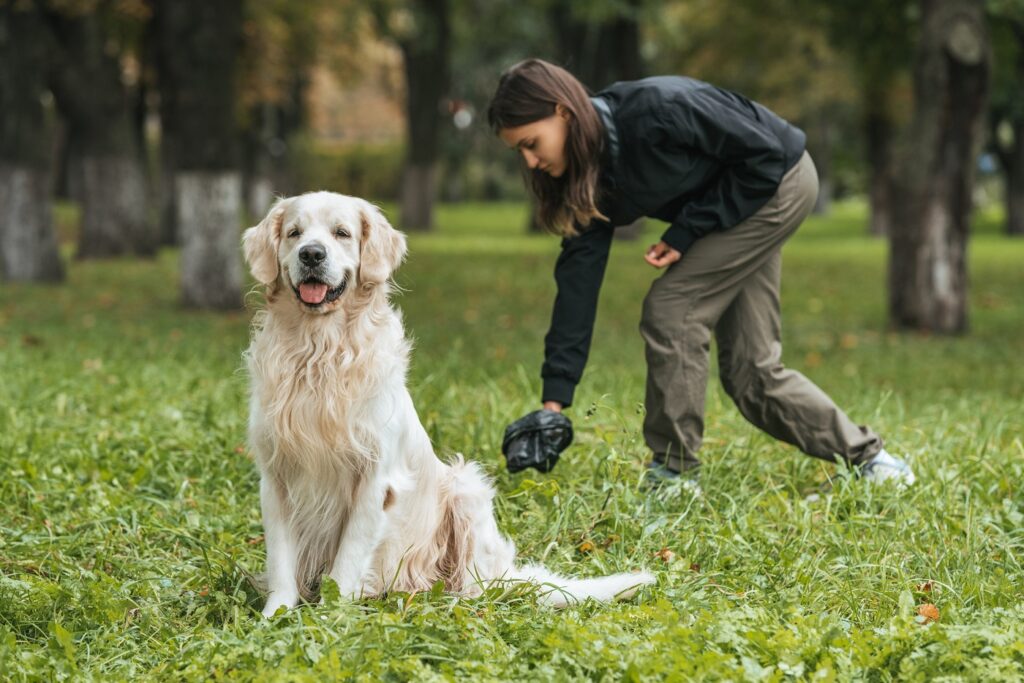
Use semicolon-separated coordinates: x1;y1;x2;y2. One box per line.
243;192;407;314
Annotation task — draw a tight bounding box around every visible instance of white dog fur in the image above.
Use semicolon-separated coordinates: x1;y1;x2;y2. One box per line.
242;191;654;616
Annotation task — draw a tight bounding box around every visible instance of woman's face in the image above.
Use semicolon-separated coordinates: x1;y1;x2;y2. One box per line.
499;106;570;178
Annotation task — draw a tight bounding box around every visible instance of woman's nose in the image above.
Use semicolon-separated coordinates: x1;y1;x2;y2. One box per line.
522;149;539;169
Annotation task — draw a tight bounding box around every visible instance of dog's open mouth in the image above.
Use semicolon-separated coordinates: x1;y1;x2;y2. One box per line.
293;278;346;307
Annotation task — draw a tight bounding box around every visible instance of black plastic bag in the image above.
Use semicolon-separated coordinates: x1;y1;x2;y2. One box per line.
501;409;573;473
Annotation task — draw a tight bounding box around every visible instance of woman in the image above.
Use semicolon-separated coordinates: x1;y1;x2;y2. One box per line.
488;58;914;489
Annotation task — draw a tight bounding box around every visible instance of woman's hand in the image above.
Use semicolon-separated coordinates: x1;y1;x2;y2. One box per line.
543;401;563;413
644;241;682;268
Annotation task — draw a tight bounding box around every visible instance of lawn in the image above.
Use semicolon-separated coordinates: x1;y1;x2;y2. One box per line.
1;200;1022;680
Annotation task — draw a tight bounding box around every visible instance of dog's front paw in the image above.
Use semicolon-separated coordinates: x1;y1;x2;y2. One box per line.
262;591;298;617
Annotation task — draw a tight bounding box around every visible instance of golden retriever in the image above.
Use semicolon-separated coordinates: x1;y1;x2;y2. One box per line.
242;191;654;616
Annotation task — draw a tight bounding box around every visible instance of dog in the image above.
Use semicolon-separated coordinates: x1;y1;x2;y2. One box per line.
242;191;654;616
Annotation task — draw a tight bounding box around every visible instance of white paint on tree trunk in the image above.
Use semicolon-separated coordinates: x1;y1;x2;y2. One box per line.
177;171;243;309
247;176;275;222
76;155;151;257
0;164;64;282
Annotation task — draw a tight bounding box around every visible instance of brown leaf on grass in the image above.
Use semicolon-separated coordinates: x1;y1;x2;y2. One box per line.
915;581;934;594
234;444;246;454
247;535;264;545
689;562;701;573
654;547;675;563
578;541;595;554
917;603;940;624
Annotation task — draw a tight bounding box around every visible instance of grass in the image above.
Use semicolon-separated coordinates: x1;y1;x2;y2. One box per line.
1;199;1023;680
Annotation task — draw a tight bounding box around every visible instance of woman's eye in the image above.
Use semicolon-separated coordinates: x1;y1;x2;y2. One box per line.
287;229;300;238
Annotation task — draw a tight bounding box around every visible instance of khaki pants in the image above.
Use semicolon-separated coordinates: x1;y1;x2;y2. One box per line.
640;152;882;471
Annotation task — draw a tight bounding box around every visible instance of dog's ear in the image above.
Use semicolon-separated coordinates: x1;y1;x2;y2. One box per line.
358;201;407;286
243;198;290;286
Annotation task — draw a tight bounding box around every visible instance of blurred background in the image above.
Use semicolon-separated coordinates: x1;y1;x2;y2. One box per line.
0;0;1020;331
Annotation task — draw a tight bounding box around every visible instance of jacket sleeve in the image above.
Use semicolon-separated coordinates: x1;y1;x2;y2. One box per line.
541;221;615;408
658;87;789;253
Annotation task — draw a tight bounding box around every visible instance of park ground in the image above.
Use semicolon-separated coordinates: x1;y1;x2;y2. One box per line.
1;201;1022;680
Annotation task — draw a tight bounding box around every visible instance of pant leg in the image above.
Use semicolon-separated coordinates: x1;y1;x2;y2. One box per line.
714;251;883;465
640;151;833;470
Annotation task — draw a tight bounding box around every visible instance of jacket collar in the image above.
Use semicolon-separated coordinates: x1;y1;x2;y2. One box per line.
590;95;619;189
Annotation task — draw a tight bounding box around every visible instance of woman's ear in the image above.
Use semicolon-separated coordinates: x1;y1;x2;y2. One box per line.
243;198;290;286
358;201;407;287
556;103;572;121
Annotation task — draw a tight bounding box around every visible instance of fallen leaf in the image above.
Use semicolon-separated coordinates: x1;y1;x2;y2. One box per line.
247;535;264;545
915;581;934;594
654;547;675;563
689;562;701;573
578;541;595;554
917;603;940;624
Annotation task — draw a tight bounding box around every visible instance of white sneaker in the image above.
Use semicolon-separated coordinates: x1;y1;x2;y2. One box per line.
860;449;916;487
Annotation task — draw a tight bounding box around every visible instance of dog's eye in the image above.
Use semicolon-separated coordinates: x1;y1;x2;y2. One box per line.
334;228;350;239
287;228;301;239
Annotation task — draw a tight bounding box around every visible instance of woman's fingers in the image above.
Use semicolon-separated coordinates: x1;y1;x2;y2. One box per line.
644;241;682;268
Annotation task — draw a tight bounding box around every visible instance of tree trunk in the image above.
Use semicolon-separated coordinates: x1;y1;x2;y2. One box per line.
154;0;245;309
889;0;990;333
809;117;833;215
43;7;155;258
398;0;450;231
178;172;244;309
73;155;151;258
0;4;64;282
549;0;646;240
0;165;63;282
1007;119;1024;236
866;110;896;237
400;163;438;230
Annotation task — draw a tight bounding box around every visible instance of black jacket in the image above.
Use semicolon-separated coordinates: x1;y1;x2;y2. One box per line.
541;76;807;407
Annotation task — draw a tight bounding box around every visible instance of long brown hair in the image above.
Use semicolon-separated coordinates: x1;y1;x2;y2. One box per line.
487;59;607;237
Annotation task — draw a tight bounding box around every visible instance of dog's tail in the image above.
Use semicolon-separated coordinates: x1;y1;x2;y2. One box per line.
507;563;656;608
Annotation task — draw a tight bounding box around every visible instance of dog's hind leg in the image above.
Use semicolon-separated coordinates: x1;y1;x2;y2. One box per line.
261;475;301;617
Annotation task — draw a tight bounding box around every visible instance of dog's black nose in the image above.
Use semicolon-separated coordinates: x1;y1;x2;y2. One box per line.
299;243;326;265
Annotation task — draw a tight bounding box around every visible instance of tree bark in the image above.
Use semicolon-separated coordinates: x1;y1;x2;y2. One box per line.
178;172;244;309
1006;119;1024;236
0;4;64;282
154;0;245;309
397;0;450;231
43;7;155;258
549;0;646;240
0;165;63;282
889;0;990;333
865;102;896;237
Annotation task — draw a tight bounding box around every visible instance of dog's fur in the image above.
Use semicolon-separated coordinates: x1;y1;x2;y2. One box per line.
242;192;654;616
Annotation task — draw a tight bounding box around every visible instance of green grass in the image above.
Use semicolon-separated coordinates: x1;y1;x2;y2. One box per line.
2;199;1023;680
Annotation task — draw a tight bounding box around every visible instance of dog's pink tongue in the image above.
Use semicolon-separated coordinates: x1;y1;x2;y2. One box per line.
299;283;329;304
